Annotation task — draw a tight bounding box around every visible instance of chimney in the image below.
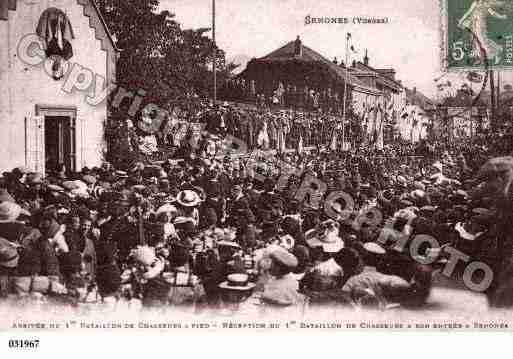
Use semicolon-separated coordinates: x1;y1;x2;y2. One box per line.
363;49;369;66
352;60;356;68
294;36;302;57
333;57;338;65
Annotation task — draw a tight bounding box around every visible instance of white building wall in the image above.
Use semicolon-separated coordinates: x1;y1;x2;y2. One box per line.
0;0;109;173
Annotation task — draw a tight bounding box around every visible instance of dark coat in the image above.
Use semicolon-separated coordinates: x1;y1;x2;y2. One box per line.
37;239;60;277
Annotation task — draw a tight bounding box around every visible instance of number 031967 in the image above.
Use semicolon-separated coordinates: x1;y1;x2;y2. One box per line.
8;339;40;349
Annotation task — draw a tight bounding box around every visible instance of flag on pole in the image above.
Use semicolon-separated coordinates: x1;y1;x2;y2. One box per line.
346;33;358;64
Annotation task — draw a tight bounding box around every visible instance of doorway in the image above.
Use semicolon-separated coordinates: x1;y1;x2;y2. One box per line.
36;106;77;175
45;116;74;174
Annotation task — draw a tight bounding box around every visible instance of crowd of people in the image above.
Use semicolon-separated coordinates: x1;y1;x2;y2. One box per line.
0;133;512;314
135;101;349;162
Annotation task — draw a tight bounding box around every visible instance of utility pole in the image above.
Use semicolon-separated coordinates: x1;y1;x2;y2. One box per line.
341;33;350;151
497;70;501;127
469;82;474;141
212;0;217;103
490;70;496;130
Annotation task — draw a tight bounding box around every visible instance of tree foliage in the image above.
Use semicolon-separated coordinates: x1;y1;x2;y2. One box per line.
96;0;234;106
95;0;237;167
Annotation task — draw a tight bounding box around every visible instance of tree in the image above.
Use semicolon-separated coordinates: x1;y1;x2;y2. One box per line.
97;0;235;106
96;0;236;166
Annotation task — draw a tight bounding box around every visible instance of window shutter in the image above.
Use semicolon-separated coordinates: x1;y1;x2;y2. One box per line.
0;2;8;20
25;115;45;174
70;115;77;172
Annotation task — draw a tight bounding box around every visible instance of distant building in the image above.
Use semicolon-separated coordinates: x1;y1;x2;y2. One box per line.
226;38;434;148
349;51;407;146
0;0;118;173
231;36;381;114
400;87;437;143
437;88;488;140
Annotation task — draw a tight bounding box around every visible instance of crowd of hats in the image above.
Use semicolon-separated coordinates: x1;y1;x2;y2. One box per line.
0;141;506;310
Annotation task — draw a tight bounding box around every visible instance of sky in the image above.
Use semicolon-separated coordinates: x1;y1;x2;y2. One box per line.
159;0;513;99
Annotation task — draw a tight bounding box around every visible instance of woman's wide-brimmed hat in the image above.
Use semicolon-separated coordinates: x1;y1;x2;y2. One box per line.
26;172;43;185
455;222;483;241
156;203;178;216
306;231;345;253
269;248;298;269
0;202;30;222
218;273;256;291
306;221;344;253
176;190;202;207
131;246;157;267
363;242;386;255
47;184;65;193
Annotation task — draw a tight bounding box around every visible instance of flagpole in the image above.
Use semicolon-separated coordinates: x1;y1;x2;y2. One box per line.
342;33;350;151
212;0;217;103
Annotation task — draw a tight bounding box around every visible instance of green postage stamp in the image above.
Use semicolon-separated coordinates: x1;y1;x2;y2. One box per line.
441;0;513;71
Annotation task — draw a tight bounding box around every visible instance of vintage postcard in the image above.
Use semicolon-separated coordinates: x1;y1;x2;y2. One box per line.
1;0;513;354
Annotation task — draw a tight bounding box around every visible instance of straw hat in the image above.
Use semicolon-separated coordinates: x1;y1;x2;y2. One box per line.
217;239;241;249
269;248;298;268
363;242;386;255
278;234;295;251
82;175;97;185
131;246;157;266
411;189;426;199
0;202;29;222
306;221;344;253
432;162;443;172
115;170;129;178
455;222;483;241
47;184;64;192
394;208;417;221
156;203;178;215
26;172;43;185
176;190;202;207
218;273;256;291
61;181;78;191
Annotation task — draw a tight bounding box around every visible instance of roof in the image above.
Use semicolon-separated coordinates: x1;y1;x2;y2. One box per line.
77;0;119;52
405;88;436;110
352;61;403;91
255;40;381;96
440;89;487;108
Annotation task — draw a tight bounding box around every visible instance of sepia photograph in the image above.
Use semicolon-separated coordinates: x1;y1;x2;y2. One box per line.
1;1;513;352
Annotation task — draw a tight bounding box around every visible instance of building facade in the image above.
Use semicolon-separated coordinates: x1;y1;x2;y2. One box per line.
0;0;117;174
349;52;404;147
398;87;436;143
230;36;381;114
